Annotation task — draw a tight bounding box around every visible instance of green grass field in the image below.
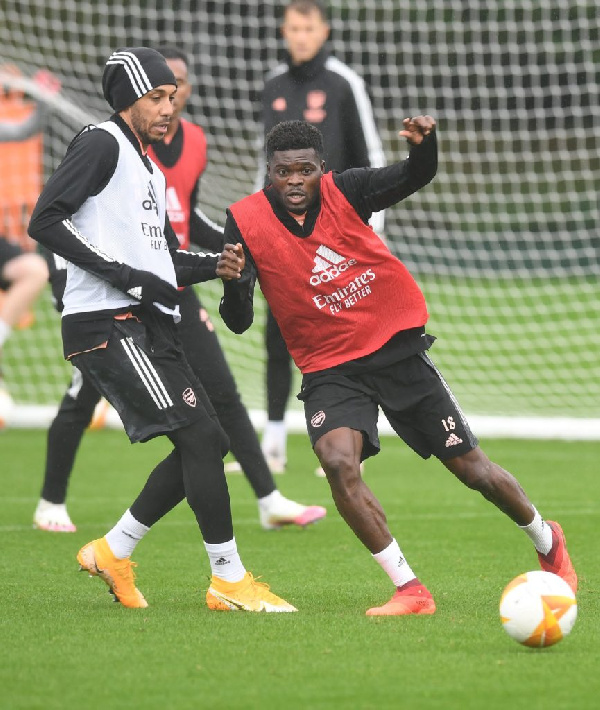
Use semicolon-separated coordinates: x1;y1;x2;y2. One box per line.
1;429;598;710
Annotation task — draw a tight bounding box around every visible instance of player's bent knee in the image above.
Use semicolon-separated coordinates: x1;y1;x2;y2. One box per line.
172;417;230;459
5;253;48;285
28;254;50;284
203;418;230;458
317;450;361;489
445;452;495;493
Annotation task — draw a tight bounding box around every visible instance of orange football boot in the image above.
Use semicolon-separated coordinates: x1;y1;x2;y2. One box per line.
366;579;436;616
206;572;297;612
537;520;578;594
77;537;148;608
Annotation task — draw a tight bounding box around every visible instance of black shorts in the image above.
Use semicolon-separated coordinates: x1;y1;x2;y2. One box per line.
0;237;24;290
299;351;478;461
71;309;222;444
176;287;241;409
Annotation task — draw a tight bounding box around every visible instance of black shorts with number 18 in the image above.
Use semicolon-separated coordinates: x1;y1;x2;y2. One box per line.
299;351;478;462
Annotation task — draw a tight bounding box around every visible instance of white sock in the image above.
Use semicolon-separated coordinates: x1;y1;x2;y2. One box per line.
258;489;280;512
518;508;553;555
104;509;150;559
0;319;11;348
372;538;416;588
205;538;246;582
36;498;68;514
262;420;287;457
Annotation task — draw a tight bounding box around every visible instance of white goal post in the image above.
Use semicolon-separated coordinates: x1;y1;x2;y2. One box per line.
0;1;598;438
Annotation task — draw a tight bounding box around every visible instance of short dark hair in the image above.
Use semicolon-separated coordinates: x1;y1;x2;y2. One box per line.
156;45;189;67
285;0;328;21
266;120;324;162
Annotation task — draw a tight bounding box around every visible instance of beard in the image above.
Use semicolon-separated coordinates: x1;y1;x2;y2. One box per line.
134;122;164;146
143;130;164;145
129;106;168;146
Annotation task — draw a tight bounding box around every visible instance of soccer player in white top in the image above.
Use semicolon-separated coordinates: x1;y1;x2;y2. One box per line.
28;47;296;613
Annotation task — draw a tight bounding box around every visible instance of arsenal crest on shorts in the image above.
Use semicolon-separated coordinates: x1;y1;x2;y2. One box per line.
182;387;196;407
310;410;326;428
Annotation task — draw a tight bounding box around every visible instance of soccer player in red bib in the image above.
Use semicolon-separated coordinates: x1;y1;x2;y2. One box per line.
219;117;578;615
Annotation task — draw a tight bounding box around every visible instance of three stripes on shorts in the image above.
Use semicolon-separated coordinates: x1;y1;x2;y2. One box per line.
120;336;173;410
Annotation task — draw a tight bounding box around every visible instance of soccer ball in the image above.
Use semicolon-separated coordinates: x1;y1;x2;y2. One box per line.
499;570;577;647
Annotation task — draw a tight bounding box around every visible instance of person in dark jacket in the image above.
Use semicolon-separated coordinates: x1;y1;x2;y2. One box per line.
256;0;385;474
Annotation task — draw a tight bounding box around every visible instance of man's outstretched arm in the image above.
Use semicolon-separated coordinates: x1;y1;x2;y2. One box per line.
334;115;438;223
218;213;256;334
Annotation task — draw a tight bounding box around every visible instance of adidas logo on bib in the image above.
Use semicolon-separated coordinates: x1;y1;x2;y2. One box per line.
310;245;356;286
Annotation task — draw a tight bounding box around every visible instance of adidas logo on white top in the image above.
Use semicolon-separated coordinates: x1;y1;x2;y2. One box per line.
445;433;463;447
310;245;356;286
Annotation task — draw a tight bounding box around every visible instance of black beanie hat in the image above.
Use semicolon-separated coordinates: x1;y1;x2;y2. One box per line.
102;47;176;112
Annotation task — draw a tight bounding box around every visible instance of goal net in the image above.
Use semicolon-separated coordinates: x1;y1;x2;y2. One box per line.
1;0;598;437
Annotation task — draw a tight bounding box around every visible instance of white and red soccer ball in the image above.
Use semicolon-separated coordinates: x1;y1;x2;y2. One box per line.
500;570;577;647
